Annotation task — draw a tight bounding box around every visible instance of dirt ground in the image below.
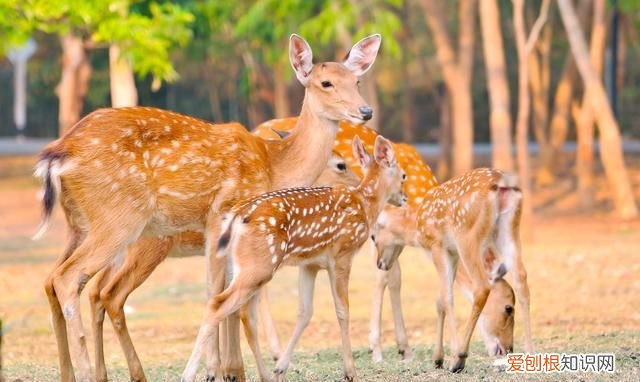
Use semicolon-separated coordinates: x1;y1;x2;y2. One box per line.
0;154;639;381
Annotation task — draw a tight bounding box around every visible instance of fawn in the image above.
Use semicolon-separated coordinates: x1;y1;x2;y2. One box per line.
34;33;381;382
376;168;532;372
255;118;518;362
181;135;406;382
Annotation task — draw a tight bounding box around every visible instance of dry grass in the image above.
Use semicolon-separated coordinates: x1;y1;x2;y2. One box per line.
1;154;639;381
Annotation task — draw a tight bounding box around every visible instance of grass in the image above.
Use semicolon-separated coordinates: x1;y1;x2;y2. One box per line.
1;154;640;381
4;332;639;381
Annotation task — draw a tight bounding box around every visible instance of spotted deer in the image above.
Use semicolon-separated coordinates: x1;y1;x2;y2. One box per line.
255;118;519;362
182;136;406;382
375;168;532;372
34;33;381;382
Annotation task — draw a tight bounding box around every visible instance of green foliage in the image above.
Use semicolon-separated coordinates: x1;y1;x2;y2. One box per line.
94;2;194;82
0;0;194;82
235;0;404;65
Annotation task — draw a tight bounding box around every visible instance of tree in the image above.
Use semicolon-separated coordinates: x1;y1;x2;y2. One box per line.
1;0;193;133
542;0;592;182
421;0;476;176
558;0;638;218
574;0;607;208
479;0;514;171
512;0;550;230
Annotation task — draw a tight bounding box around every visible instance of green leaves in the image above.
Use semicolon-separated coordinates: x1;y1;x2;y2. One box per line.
93;2;194;82
0;0;194;82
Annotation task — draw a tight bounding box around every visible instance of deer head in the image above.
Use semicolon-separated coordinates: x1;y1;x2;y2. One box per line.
290;34;381;124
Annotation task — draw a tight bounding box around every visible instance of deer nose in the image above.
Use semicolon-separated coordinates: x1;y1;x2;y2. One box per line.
359;106;373;121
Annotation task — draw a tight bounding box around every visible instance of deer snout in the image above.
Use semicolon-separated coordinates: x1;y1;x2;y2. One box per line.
359;105;373;121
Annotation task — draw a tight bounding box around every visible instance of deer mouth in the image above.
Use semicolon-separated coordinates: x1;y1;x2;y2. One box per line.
347;114;367;124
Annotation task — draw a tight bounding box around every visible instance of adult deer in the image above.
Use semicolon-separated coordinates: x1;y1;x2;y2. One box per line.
34;33;381;382
255;119;518;361
182;136;406;382
376;168;532;372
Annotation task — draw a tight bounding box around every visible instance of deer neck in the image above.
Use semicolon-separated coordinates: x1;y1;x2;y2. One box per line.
355;174;387;228
381;205;421;246
266;94;338;189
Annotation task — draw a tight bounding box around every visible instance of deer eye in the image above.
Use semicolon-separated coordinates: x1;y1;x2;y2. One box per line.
321;81;333;88
402;173;407;181
337;162;347;171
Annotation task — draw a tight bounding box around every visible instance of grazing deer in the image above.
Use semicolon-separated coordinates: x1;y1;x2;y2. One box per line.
87;149;359;380
375;168;532;372
34;33;381;382
371;206;515;360
255;118;518;362
182;136;406;382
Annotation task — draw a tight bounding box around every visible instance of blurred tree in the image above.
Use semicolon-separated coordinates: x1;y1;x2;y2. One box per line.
574;0;607;208
480;0;514;171
420;0;476;177
528;8;553;184
0;0;193;133
542;0;592;183
558;0;637;218
513;0;550;231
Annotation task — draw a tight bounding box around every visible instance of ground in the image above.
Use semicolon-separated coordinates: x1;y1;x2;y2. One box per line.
0;154;639;381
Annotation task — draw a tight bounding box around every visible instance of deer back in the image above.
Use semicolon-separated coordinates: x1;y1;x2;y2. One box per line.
229;185;370;266
254;118;438;206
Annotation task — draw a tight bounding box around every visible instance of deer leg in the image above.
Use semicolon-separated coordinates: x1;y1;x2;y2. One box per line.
387;256;412;361
274;266;318;382
257;286;283;361
368;262;387;364
450;239;490;373
328;258;357;382
239;295;273;382
498;189;532;352
499;231;533;353
221;314;245;382
51;218;146;382
100;236;174;382
88;266;115;382
430;246;449;369
44;228;83;382
183;264;270;382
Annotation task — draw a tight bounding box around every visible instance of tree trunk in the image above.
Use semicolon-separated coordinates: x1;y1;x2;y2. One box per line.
530;22;553;185
480;0;514;171
575;0;607;208
513;0;551;234
558;0;637;218
273;62;290;118
56;33;91;135
109;44;138;107
401;57;416;142
546;0;592;177
547;55;577;173
422;0;476;176
437;84;451;181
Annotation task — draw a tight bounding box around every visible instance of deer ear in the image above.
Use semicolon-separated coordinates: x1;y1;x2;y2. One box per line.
352;135;372;170
343;34;382;76
289;34;314;86
374;135;396;168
